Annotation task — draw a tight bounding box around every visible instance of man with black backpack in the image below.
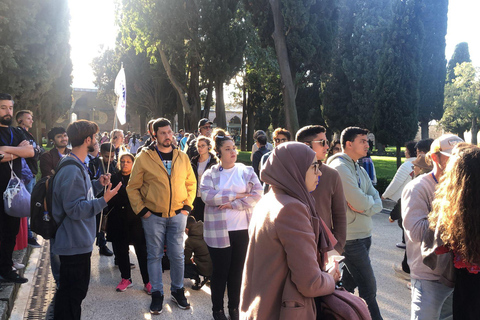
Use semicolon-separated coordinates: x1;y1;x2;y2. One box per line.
51;120;121;320
0;94;34;284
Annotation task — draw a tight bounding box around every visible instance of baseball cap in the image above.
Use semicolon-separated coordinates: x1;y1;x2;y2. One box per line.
429;134;464;156
198;118;213;128
412;154;433;170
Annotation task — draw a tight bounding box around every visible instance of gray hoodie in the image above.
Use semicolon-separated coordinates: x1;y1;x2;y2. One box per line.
51;156;107;256
327;153;382;240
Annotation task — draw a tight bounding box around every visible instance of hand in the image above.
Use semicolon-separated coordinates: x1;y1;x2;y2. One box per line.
235;193;250;199
327;261;341;283
19;140;30;147
103;182;122;202
347;202;364;213
99;173;111;186
218;203;233;210
180;210;189;216
388;217;394;223
143;211;152;219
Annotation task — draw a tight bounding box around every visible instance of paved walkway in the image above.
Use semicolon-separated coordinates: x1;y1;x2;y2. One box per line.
12;205;411;319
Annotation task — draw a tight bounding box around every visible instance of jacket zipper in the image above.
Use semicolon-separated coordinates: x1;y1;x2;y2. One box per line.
167;151;179;217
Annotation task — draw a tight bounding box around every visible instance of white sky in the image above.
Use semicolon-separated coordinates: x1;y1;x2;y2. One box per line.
69;0;480;89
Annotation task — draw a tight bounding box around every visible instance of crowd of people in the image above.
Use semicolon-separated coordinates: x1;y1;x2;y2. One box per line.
0;91;479;320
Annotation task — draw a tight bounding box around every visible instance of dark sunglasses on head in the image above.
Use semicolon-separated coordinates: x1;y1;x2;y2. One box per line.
306;139;329;147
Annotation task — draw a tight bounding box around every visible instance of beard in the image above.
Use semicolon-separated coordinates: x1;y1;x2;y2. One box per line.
0;115;12;126
161;139;171;148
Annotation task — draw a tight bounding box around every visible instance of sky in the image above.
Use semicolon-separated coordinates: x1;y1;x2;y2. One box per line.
69;0;480;89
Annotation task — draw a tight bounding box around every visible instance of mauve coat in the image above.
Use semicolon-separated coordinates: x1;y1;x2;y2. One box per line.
240;190;336;320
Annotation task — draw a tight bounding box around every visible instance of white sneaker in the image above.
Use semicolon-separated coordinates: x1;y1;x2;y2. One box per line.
392;263;410;281
13;261;25;270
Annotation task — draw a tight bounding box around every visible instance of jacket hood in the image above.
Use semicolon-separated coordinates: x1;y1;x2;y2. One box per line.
188;221;204;238
326;152;355;169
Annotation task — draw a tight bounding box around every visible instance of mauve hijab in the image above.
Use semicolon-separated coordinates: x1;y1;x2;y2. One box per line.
261;142;335;265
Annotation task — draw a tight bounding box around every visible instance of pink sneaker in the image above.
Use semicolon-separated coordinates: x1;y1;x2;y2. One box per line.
116;279;133;292
144;282;152;295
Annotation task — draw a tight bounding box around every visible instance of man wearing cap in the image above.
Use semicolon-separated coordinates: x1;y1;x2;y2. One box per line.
186;118;213;159
401;134;463;320
250;130;273;161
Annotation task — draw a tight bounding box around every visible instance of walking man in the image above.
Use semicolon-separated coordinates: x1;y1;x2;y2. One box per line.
127;118;196;314
327;127;383;320
0;94;34;283
52;120;120;320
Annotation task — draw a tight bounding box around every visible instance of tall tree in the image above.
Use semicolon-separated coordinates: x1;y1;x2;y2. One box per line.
417;0;448;139
446;42;471;83
374;0;424;167
441;62;480;143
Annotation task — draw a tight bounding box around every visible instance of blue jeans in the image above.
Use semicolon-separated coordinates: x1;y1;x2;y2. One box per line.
142;213;187;294
411;278;453;320
342;236;383;320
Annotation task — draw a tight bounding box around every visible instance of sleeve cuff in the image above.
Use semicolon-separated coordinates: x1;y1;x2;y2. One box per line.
181;205;192;213
138;207;150;217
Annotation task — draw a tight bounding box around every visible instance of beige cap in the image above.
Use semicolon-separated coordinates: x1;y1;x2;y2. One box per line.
412;154;433;170
429;134;464;156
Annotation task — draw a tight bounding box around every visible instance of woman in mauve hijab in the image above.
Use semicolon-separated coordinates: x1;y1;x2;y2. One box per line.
240;142;341;320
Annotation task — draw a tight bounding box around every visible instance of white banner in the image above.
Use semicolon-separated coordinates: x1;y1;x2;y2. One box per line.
114;67;127;125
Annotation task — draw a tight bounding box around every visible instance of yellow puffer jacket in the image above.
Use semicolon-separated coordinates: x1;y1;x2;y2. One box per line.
126;146;197;218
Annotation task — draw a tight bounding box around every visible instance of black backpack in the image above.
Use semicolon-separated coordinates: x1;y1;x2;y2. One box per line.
30;158;85;239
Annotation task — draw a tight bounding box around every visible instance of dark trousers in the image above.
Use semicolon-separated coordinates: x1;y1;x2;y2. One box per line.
95;212;106;248
191;197;206;222
208;230;248;312
112;237;149;284
0;204;20;276
453;267;480;320
54;252;92;320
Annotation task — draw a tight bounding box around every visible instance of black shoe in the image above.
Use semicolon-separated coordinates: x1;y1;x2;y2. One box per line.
213;310;228;320
229;308;239;320
171;288;190;309
28;237;41;248
150;291;164;315
99;245;113;256
130;263;135;269
0;270;28;283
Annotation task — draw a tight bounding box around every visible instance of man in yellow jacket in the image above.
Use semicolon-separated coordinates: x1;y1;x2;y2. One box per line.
127;118;196;315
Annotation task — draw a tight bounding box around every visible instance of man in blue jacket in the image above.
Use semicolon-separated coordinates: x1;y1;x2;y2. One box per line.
52;120;121;320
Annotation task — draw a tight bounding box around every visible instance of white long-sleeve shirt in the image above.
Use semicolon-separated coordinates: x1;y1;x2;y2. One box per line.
382;157;415;202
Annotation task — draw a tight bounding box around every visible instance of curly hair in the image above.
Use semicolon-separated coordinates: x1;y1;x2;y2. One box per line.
429;143;480;265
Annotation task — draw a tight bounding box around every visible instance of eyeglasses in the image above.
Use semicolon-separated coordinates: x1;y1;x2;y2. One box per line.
201;125;212;130
274;138;288;144
305;139;329;147
312;161;321;174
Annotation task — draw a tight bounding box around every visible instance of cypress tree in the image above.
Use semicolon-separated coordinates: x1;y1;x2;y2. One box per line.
446;42;471;83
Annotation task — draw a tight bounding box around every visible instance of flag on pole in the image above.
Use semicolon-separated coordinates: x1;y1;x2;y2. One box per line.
114;66;127;125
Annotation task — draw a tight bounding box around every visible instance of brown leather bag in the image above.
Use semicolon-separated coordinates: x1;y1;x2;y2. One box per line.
318;287;372;320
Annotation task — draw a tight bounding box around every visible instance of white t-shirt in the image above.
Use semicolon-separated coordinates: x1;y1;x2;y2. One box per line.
196;156;210;197
219;165;248;231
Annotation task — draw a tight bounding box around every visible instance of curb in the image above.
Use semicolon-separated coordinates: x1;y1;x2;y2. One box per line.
0;244;33;320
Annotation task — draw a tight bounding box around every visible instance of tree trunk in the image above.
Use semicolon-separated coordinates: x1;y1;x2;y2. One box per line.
203;80;213;120
269;0;299;134
247;90;255;151
420;121;429;139
376;142;385;155
215;75;227;129
185;56;201;132
177;97;184;132
458;131;465;141
241;81;247;151
139;112;147;136
472;117;478;145
396;144;402;169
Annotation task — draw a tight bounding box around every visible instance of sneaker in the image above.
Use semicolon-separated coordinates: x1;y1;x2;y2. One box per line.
116;278;133;292
130;263;135;269
13;261;25;270
171;288;190;309
396;242;406;249
0;270;28;283
150;291;164;315
144;282;152;295
99;245;113;256
213;310;228;320
28;238;41;248
229;308;239;320
393;263;410;281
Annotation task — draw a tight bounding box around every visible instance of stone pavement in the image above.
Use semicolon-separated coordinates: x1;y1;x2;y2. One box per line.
10;201;411;319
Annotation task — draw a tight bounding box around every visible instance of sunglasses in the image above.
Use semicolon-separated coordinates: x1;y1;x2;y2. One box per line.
306;139;329;147
274;138;288;144
202;125;212;130
312;161;321;174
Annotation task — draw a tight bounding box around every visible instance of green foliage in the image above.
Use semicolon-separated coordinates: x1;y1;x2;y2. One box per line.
446;42;471;83
374;0;423;148
417;0;448;126
441;62;480;136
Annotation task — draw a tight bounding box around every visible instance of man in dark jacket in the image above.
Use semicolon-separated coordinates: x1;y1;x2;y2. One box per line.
40;127;70;178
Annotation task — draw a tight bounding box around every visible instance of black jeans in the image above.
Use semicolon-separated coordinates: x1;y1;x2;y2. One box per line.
95;212;106;248
0;203;20;276
453;267;480;320
54;252;92;320
112;236;149;284
208;230;249;312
